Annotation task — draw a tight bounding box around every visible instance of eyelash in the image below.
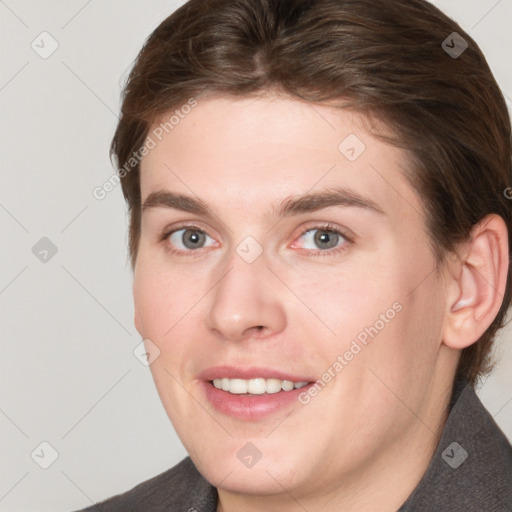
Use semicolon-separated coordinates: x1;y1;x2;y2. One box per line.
159;222;354;258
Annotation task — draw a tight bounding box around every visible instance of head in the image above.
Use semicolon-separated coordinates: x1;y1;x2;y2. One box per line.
111;0;511;504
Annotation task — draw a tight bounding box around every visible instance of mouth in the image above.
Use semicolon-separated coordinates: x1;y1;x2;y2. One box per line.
199;367;315;421
211;377;309;395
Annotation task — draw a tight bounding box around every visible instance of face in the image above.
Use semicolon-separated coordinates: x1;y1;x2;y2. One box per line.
134;95;450;501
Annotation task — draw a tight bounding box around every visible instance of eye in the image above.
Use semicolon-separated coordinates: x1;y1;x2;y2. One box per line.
295;227;349;251
167;228;216;251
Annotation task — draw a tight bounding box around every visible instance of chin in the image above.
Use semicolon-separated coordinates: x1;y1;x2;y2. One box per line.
188;437;307;495
197;455;301;495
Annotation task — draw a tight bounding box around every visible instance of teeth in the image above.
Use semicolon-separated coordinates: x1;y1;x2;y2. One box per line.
282;380;294;391
247;378;266;394
212;378;309;394
266;378;282;394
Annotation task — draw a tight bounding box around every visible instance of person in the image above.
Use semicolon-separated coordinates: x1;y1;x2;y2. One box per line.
75;0;512;510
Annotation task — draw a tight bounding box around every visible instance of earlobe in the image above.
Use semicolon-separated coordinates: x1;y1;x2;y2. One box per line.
443;214;509;350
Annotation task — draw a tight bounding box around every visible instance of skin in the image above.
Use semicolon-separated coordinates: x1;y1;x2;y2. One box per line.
133;94;508;511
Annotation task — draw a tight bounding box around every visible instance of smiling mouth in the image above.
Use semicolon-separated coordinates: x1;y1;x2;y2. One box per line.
211;377;310;395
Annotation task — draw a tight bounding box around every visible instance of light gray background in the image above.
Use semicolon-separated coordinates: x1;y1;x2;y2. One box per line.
0;1;511;511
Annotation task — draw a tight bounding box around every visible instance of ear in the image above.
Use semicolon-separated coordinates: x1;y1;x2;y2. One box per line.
443;214;509;350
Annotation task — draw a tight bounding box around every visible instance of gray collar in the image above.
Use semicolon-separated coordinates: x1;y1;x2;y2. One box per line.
398;381;512;511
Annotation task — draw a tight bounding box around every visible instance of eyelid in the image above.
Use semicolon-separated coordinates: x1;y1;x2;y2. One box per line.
169;227;217;251
289;221;355;247
159;223;219;256
159;220;217;243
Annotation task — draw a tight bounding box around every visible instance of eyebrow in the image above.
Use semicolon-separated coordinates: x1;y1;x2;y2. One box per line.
141;187;385;219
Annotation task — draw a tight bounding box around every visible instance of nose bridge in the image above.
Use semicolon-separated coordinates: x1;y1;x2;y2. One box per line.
205;244;286;341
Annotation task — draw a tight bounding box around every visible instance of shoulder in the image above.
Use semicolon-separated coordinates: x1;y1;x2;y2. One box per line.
400;382;512;511
72;457;217;512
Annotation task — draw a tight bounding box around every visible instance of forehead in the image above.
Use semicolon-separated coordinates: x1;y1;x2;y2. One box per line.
139;94;422;222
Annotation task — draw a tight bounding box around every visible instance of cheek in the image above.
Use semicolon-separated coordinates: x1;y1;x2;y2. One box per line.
133;257;213;373
352;268;446;407
133;260;189;338
133;270;167;338
289;258;401;342
295;245;441;370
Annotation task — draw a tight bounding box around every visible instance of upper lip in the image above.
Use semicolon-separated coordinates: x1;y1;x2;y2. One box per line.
198;365;315;383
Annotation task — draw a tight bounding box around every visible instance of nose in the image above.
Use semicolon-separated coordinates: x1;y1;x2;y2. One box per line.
205;251;287;343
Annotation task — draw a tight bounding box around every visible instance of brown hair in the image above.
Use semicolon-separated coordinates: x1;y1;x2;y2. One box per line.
111;0;511;385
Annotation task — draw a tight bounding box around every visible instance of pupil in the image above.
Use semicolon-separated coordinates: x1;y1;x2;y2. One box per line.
315;230;338;249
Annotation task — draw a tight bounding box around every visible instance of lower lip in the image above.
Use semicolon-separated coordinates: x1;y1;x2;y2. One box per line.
202;381;313;421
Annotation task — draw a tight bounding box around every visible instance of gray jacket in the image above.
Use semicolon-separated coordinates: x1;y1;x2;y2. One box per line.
75;381;512;511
